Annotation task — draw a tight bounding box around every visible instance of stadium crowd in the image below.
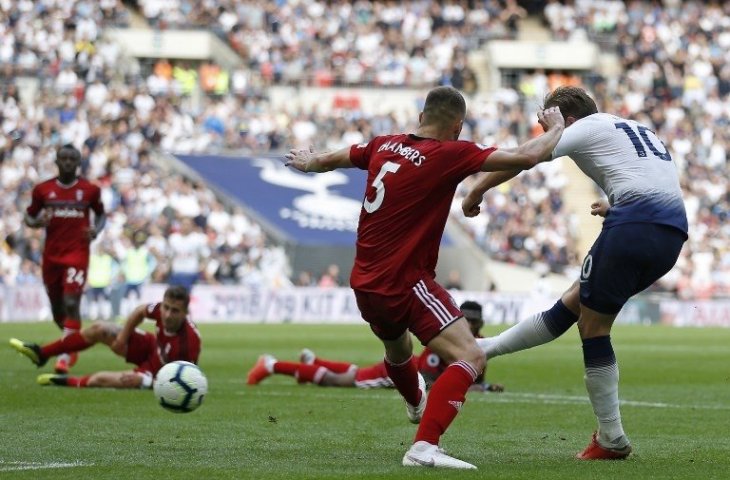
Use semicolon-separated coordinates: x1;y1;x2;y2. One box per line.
0;0;728;299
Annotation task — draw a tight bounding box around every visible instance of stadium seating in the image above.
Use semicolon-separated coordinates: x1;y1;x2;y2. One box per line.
1;1;727;298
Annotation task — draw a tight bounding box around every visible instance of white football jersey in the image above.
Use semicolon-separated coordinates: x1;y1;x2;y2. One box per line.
552;112;687;233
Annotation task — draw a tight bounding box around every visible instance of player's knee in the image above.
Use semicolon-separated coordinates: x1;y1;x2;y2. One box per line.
464;344;486;373
577;317;612;338
62;296;81;314
84;321;113;341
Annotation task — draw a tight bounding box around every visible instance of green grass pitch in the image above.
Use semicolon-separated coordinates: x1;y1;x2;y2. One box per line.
1;322;728;479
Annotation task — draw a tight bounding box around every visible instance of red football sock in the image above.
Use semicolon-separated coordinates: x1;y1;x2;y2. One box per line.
273;361;299;376
415;361;478;445
313;357;354;374
62;318;82;336
41;332;91;358
384;355;420;407
273;362;326;384
295;364;326;384
66;375;91;388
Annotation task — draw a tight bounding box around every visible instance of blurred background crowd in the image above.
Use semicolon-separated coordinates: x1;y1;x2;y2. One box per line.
0;0;727;305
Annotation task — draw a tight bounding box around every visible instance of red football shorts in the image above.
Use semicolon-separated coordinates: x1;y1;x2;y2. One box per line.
354;277;462;345
126;329;162;376
42;259;89;300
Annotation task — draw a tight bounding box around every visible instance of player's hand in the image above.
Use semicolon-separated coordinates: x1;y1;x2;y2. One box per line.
284;146;317;173
87;227;98;241
34;209;53;227
461;191;483;217
590;198;610;217
537;106;565;132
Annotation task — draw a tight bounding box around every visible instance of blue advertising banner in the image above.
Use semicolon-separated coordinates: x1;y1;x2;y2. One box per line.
176;154;452;246
176;154;365;245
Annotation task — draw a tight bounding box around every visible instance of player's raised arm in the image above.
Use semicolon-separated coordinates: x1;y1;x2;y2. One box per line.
462;107;565;217
478;106;565;172
284;145;354;173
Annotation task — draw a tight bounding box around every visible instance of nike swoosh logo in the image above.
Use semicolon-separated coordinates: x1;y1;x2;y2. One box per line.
406;455;434;467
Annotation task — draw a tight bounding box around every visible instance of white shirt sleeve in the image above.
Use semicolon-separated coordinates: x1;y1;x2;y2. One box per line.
551;117;595;159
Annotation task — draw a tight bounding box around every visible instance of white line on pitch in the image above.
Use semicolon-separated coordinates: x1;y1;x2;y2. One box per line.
0;461;92;472
239;389;730;411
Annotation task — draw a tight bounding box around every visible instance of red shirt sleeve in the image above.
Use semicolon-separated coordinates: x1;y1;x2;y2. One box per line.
90;185;104;215
442;141;496;181
145;303;161;321
186;326;201;364
349;137;384;170
26;185;44;217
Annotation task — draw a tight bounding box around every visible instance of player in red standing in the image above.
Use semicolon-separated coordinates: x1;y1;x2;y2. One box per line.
285;86;565;469
9;285;201;389
23;144;106;374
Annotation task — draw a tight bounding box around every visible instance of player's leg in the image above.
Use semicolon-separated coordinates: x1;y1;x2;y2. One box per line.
55;264;87;373
476;281;579;358
246;355;329;386
300;349;358;374
42;261;65;330
318;370;357;387
575;223;685;460
381;330;423;414
38;370;145;388
403;280;483;469
12;322;120;367
352;362;395;389
575;304;632;459
354;290;423;420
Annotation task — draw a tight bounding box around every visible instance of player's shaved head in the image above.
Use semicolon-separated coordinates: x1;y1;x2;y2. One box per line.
421;86;467;129
543;86;598;121
57;143;81;161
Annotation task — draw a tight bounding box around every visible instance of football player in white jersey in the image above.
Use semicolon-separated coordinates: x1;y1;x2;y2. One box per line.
462;86;688;460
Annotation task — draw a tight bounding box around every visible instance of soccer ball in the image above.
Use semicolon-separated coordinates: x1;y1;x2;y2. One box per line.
153;361;208;413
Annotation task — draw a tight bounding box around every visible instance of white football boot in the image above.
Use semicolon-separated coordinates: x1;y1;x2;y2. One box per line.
402;441;476;469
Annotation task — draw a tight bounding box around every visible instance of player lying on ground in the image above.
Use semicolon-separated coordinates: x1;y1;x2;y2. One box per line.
9;285;201;389
247;301;504;392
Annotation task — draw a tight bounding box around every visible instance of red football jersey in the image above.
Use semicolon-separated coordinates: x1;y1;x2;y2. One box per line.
349;134;495;294
26;177;104;264
145;303;202;366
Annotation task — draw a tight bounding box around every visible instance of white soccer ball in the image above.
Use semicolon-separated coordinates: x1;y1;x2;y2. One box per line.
153;361;208;413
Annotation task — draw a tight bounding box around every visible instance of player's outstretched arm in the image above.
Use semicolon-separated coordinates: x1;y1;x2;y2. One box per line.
478;106;565;172
284;146;354;173
461;170;521;217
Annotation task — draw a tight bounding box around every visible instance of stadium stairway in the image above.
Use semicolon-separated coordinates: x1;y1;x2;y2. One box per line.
560;158;603;257
443;219;573;295
517;16;552;43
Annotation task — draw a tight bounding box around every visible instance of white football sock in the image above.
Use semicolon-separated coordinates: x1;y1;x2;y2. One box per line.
477;311;556;358
584;362;628;447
